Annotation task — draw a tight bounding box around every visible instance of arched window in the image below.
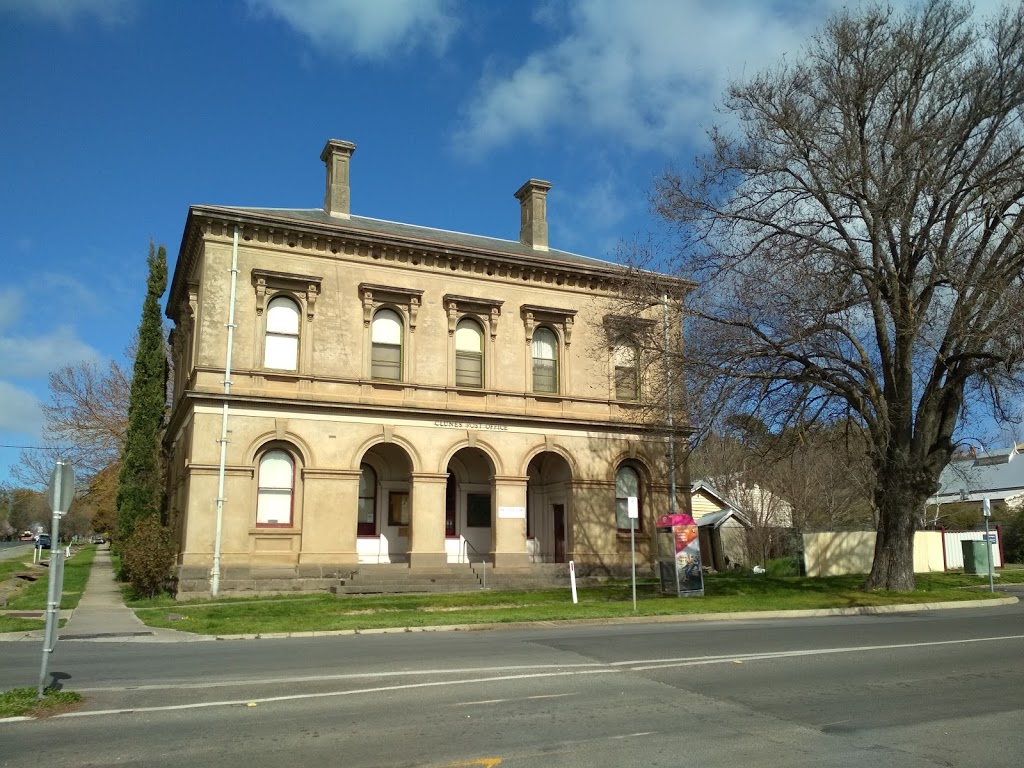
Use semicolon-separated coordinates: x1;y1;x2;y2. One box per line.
264;296;300;370
615;465;641;532
532;326;558;393
357;464;377;536
613;344;639;401
256;449;294;527
371;308;403;381
455;318;484;388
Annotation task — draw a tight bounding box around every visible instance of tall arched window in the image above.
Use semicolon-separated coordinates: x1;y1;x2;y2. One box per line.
256;450;294;527
371;308;403;381
357;464;377;536
615;465;641;532
264;296;300;370
455;318;484;388
532;326;558;393
613;344;639;401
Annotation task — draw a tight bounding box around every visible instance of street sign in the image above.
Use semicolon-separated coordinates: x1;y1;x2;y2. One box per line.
46;461;75;515
982;497;991;517
984;533;998;543
627;496;639;519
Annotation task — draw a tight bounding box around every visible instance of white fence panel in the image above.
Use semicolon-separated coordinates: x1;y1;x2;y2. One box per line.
942;530;1002;570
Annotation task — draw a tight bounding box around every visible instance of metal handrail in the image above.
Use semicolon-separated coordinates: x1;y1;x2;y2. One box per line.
461;539;487;589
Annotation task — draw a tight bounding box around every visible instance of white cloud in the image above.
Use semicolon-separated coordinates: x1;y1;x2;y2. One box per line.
0;289;24;333
249;0;459;60
456;0;970;156
0;0;136;25
0;381;44;438
0;325;104;378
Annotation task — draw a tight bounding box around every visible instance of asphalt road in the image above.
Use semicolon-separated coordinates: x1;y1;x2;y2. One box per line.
2;595;1024;767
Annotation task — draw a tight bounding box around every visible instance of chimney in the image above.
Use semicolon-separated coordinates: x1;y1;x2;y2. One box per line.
514;179;552;251
321;139;356;218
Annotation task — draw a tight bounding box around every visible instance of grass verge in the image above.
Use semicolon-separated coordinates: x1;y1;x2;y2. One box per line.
0;544;96;631
0;687;82;719
128;570;1019;636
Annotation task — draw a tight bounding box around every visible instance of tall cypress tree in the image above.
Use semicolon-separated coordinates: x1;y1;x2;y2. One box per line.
116;242;168;542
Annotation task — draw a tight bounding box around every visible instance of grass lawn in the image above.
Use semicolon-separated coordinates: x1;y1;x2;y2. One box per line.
128;569;1020;636
0;544;96;633
0;687;82;719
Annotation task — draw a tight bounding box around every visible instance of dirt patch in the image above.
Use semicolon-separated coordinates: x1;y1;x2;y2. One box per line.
419;603;523;613
0;567;44;607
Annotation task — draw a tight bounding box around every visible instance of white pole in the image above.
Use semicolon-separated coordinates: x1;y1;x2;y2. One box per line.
662;294;677;514
983;497;994;593
211;226;240;597
569;560;578;604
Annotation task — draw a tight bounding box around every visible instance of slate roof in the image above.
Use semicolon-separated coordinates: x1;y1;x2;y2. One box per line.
929;446;1024;504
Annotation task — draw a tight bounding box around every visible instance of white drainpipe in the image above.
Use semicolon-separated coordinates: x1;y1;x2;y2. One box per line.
662;293;677;515
211;225;240;596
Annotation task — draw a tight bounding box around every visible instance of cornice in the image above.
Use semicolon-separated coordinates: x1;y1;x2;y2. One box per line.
167;206;695;319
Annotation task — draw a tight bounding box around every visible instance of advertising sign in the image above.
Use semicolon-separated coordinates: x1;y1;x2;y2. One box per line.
655;514;704;597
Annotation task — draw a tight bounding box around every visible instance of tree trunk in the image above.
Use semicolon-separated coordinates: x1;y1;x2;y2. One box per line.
864;479;920;591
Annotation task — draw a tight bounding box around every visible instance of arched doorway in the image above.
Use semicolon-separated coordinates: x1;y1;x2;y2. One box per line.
445;447;496;563
356;443;413;563
526;452;573;563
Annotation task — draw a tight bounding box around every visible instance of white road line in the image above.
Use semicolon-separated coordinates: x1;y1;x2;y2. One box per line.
21;632;1024;722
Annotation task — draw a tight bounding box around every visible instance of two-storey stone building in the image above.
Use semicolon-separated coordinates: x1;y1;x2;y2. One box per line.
165;139;691;595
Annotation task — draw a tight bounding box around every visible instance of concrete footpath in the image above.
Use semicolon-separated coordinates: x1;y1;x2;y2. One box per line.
0;546;210;643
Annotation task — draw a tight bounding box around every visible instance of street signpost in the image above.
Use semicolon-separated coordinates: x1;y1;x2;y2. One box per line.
983;497;995;594
38;460;74;699
628;496;639;612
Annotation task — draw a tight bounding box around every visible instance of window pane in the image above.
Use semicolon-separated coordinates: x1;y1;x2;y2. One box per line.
616;466;639;497
257;489;292;525
616;498;632;530
371;309;402;343
359;464;376;497
455;320;483;352
456;351;483;388
259;451;293;489
531;328;556;360
358;497;376;525
264;334;298;370
616;466;640;530
615;366;638;400
371;343;401;380
533;357;557;393
267;297;300;334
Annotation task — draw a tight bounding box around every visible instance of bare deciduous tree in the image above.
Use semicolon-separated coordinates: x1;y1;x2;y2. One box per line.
654;1;1024;589
14;357;130;487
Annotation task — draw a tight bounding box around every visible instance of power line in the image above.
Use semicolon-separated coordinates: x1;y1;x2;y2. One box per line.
0;444;50;450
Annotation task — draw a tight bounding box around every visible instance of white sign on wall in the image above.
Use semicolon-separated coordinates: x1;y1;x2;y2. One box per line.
498;506;527;519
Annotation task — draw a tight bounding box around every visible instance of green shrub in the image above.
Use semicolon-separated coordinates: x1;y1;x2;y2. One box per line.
120;516;176;598
1002;506;1024;564
765;557;800;577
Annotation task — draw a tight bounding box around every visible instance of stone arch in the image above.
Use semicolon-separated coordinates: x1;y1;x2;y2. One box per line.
244;429;314;467
519;441;579;479
349;431;423;473
437;437;504;476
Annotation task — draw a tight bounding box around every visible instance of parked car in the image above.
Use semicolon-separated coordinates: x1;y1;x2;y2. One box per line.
91;535;105;544
36;534;52;549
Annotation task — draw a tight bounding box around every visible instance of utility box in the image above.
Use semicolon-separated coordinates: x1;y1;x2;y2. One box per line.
961;540;991;575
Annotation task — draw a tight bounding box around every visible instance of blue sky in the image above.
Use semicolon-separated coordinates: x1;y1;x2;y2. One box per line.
0;0;1008;488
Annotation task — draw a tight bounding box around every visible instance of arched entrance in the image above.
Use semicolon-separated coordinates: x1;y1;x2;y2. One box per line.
526;452;573;563
445;447;496;563
356;443;413;563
